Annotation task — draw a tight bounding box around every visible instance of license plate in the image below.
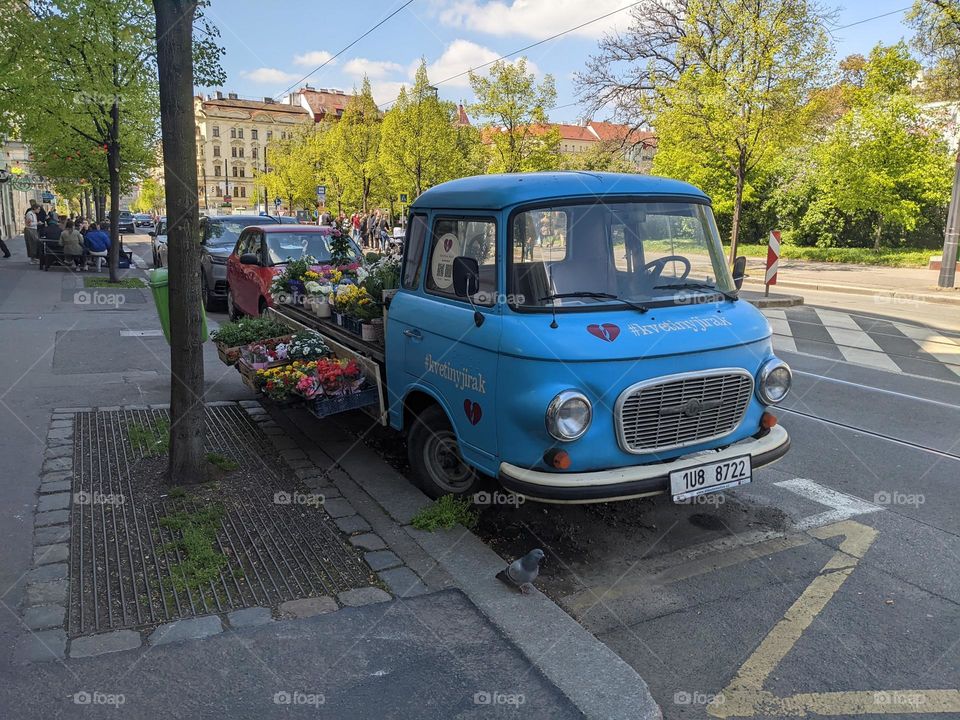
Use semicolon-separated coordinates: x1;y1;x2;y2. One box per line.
670;455;752;502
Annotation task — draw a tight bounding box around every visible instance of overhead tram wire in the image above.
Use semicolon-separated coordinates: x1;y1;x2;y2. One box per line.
376;0;645;110
274;0;415;100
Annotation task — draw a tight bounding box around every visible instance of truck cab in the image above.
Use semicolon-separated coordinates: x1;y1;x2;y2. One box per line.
386;172;791;503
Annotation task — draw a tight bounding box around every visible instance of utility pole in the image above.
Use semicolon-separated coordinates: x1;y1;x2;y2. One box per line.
263;144;268;214
938;151;960;289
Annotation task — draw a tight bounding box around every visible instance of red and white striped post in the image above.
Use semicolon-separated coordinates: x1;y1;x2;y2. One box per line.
765;231;781;296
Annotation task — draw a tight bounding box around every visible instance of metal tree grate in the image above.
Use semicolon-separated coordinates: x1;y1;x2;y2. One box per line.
68;406;372;637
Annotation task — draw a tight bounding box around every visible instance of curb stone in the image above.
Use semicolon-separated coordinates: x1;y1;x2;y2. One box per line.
278;597;338;619
338;587;391;607
148;616;223;646
334;514;371;534
227;606;275;627
364;550;402;571
349;533;386;551
23;605;66;630
70;630;142;658
13;629;67;663
378;566;430;598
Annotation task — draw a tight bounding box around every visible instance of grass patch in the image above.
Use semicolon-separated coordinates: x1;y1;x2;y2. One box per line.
127;418;170;456
159;504;228;592
166;485;188;499
205;452;238;472
730;244;931;268
83;276;146;288
411;495;478;532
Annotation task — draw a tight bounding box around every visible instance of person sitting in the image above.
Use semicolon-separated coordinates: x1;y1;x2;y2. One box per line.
84;222;111;272
41;217;63;241
59;220;85;270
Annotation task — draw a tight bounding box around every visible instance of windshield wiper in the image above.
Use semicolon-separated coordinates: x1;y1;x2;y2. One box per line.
538;291;649;314
653;282;738;302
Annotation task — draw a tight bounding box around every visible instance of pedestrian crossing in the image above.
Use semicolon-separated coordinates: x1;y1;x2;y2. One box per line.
761;306;960;382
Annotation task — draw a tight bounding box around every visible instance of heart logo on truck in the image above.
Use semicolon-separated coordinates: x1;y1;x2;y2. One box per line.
586;323;620;342
443;237;453;252
463;399;482;425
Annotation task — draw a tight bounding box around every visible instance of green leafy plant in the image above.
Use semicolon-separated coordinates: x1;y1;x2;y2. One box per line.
159;505;228;592
411;495;478;532
205;452;238;471
128;418;170;456
209;317;289;347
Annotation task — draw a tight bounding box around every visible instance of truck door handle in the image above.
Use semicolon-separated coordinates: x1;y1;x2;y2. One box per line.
403;328;422;339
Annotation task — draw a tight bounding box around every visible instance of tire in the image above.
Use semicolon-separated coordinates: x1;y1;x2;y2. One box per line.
226;287;242;320
407;405;482;499
202;273;216;311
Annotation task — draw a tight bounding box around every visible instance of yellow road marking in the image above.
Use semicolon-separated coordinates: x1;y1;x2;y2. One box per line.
709;520;960;717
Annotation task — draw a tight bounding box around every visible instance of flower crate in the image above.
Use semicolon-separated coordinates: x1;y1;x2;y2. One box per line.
305;387;379;419
342;315;363;337
215;342;243;366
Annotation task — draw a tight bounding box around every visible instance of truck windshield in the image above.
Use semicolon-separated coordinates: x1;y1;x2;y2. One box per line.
509;200;735;310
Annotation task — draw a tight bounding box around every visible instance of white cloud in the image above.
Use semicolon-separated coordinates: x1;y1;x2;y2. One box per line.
240;67;300;84
425;39;539;89
437;0;629;39
370;80;409;106
343;58;405;78
293;50;335;67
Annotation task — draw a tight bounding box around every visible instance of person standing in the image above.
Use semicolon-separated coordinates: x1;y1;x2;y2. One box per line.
24;200;40;263
0;225;10;259
367;210;380;252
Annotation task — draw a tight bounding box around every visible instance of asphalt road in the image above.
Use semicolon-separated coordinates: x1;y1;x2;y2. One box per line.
475;291;960;720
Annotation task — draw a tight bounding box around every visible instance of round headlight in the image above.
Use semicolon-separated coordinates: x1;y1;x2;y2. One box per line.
757;359;792;404
546;390;592;441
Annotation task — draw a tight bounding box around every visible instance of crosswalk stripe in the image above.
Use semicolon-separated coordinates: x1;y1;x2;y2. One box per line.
762;309;798;353
814;309;902;372
891;323;960;377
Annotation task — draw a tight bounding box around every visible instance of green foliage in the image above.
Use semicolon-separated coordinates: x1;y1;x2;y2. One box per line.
128;418;170;456
326;78;388;212
328;229;353;267
908;0;960;100
380;61;482;198
209;317;289;347
84;276;146;288
411;495;478;532
131;176;165;214
730;243;933;267
205;453;238;471
469;58;560;173
159;504;228;591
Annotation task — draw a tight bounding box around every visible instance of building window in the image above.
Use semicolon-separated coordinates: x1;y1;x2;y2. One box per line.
238;128;244;139
230;128;236;138
266;130;273;140
231;147;237;158
212;126;220;138
214;165;221;176
239;167;245;178
240;187;246;198
213;146;220;157
239;147;244;158
251;129;258;140
252;147;258;159
232;166;238;177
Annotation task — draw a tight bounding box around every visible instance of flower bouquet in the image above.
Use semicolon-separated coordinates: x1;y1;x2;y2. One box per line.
255;361;315;404
286;331;329;361
294;357;378;418
241;336;291;369
210;317;290;366
270;256;314;305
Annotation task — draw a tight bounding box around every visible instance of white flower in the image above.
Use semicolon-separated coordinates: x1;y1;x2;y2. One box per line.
357;267;369;282
304;281;321;294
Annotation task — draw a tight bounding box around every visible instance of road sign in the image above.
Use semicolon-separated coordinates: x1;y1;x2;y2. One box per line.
399;193;408;203
765;231;781;295
274;197;281;207
316;185;326;203
41;190;54;203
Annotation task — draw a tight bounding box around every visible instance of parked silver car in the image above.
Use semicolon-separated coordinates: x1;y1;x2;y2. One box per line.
149;217;167;268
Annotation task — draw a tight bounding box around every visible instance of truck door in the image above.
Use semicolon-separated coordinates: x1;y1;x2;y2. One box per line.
398;213;502;468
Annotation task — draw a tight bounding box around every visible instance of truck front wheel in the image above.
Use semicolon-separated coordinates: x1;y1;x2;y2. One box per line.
407;405;481;499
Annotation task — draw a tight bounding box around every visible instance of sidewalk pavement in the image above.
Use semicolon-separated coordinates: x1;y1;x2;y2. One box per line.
0;237;662;719
742;256;960;305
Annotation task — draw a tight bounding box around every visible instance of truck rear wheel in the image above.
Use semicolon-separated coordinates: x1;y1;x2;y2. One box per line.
407;405;481;499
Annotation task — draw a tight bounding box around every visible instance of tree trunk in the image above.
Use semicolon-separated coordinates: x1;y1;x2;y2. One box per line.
107;99;121;283
154;0;206;486
873;217;883;251
728;158;747;265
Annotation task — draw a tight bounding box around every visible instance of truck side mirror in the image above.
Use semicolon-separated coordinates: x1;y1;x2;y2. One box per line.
240;253;260;266
452;256;480;298
732;255;747;290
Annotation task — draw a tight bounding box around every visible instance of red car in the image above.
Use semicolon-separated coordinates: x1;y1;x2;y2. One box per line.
225;224;362;318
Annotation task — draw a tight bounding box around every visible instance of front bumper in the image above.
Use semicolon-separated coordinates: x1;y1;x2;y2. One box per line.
499;425;790;503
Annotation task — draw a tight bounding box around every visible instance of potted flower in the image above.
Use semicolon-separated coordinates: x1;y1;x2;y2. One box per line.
242;337;291;370
270;256;313;305
210;317;289;365
294;357;377;417
303;280;333;317
286;331;329;361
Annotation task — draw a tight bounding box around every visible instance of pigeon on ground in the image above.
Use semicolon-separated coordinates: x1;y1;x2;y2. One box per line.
496;548;545;594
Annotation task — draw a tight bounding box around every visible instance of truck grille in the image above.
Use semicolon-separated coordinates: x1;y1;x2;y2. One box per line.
616;370;753;454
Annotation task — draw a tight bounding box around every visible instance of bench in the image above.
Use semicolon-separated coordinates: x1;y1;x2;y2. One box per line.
39;240;133;271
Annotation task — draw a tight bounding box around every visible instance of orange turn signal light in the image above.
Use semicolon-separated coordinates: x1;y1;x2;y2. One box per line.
760;412;778;430
544;449;571;470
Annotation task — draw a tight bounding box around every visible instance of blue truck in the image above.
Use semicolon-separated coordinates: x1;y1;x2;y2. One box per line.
273;172;792;504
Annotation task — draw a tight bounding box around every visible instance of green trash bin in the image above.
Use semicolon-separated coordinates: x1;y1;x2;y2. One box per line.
148;269;208;344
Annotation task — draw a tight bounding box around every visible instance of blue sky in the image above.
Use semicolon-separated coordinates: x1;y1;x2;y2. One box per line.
202;0;916;123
